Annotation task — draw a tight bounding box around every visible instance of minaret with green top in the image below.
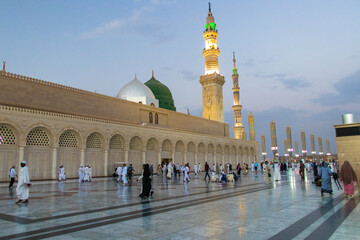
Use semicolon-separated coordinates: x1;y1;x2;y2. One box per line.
232;52;245;139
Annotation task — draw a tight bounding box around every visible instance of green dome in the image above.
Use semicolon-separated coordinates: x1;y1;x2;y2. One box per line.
145;75;176;111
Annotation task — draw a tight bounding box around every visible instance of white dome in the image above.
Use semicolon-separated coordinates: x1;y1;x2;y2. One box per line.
117;76;159;107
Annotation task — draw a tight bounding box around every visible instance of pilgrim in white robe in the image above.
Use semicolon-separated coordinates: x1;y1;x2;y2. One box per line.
83;167;90;182
194;164;198;175
58;167;66;181
78;166;85;183
183;166;190;182
274;163;281;181
116;166;122;182
198;163;202;172
167;163;172;179
16;166;30;200
122;166;128;184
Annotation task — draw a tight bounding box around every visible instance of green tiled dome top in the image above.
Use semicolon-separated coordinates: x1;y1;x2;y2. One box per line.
145;75;176;111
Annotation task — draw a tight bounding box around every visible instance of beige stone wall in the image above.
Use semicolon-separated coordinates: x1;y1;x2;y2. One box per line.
0;71;229;138
0;105;260;181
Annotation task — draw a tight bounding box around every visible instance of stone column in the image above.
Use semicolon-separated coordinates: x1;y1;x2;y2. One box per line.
158;148;162;165
124;150;129;163
80;148;85;166
18;146;25;166
52;147;58;179
184;151;187;165
142;150;146;164
104;149;108;176
195;152;198;165
171;151;175;163
222;151;225;165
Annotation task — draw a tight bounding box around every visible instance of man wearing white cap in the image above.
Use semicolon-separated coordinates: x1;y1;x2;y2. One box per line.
16;161;31;204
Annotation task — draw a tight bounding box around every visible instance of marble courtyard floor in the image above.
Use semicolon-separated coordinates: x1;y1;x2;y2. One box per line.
0;171;359;240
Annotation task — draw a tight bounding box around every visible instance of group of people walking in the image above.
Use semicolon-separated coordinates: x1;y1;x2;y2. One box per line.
6;158;359;204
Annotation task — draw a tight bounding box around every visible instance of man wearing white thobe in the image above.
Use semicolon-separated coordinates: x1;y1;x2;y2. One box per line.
16;161;31;204
78;165;85;183
213;164;216;173
194;164;198;175
167;162;172;179
251;163;255;172
58;165;66;182
83;165;90;182
122;164;128;185
162;164;167;176
184;164;190;182
198;163;202;173
116;166;122;182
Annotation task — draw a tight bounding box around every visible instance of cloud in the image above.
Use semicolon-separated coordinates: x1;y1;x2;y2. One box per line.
243;58;275;68
179;70;198;81
314;69;360;105
79;6;154;39
254;72;311;91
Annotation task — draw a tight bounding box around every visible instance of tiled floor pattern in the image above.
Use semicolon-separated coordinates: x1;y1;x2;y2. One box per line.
0;170;359;240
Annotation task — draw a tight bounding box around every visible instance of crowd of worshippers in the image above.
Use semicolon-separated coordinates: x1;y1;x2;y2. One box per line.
6;157;359;204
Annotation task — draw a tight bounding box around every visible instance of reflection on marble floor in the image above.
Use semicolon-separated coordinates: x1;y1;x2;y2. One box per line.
0;170;359;240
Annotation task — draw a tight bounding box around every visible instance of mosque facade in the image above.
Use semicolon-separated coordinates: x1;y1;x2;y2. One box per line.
0;5;260;181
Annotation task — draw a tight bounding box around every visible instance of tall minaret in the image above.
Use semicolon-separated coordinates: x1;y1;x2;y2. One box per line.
294;141;299;157
248;112;255;141
301;130;307;156
310;133;316;155
200;3;225;122
231;52;245;139
326;139;331;156
270;120;278;159
318;136;323;155
286;125;293;156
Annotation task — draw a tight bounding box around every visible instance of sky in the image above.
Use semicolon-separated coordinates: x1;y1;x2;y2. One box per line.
1;0;360;156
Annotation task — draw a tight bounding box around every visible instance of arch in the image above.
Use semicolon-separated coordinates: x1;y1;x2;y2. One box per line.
224;145;230;165
26;127;51;146
86;132;103;149
161;139;172;152
109;134;125;150
224;145;230;155
175;140;185;152
175;140;185;164
198;142;206;154
59;130;79;148
25;126;52;180
216;144;222;154
146;137;159;151
207;143;214;154
187;141;196;153
58;129;81;178
129;136;143;150
155;113;159;124
0;124;18;182
207;143;215;166
0;124;16;145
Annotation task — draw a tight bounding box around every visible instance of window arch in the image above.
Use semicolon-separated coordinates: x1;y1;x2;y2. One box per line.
26;128;50;146
155;113;159;124
0;125;16;145
149;112;153;123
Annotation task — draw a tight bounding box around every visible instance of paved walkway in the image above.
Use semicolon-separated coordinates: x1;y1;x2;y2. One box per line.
0;170;359;240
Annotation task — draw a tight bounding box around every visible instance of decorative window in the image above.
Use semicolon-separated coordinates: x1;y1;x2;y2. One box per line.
59;130;78;148
109;135;123;150
0;125;16;145
149;112;153;123
175;141;184;152
129;136;142;150
187;142;195;153
147;138;156;151
86;133;102;149
162;140;171;152
198;143;205;154
26;128;50;146
155;113;159;124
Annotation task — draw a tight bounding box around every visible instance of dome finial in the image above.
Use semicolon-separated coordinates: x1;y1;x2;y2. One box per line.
152;70;154;78
2;61;5;72
135;73;137;79
208;2;211;12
